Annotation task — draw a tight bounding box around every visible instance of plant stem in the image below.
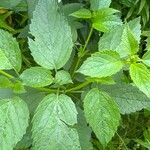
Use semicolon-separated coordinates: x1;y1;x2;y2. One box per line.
35;87;62;93
0;70;90;94
66;80;91;92
116;132;128;150
0;70;14;79
72;27;93;77
83;27;93;53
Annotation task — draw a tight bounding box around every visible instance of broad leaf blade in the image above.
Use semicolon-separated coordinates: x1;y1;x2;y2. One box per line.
54;70;72;86
0;29;22;72
146;37;150;51
77;51;123;78
29;0;73;70
32;94;81;150
77;108;93;150
0;0;22;9
99;83;150;114
0;97;29;150
20;88;46;117
99;18;141;57
92;8;122;32
20;67;53;87
90;0;111;10
142;51;150;67
0;76;13;88
70;8;92;19
62;3;84;42
121;25;139;55
0;89;13;99
130;63;150;98
84;88;120;146
128;17;141;43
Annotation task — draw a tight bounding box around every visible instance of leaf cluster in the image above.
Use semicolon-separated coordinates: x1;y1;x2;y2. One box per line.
0;0;150;149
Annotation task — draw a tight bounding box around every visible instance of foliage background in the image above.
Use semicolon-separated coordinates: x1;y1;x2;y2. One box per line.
0;0;150;149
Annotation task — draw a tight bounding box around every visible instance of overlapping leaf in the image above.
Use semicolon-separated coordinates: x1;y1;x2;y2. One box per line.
142;51;150;66
100;83;150;114
130;63;150;98
84;88;120;146
92;8;122;32
0;0;22;9
32;94;81;150
0;29;22;71
99;17;141;57
29;0;73;70
0;97;29;150
77;108;93;150
77;51;123;78
70;8;92;19
20;67;53;87
90;0;111;10
54;70;72;86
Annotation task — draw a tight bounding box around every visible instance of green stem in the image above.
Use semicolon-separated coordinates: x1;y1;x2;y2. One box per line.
116;132;128;150
0;70;90;94
66;80;91;92
82;27;93;53
72;27;93;77
0;70;14;79
69;90;84;94
35;87;61;93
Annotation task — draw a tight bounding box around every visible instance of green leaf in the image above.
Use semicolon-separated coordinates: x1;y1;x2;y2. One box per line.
62;3;84;17
29;0;73;70
0;29;22;72
93;8;120;16
0;97;29;150
27;0;39;18
0;16;15;33
137;140;150;149
0;0;22;9
20;67;53;87
77;108;93;150
142;51;150;67
90;0;111;10
142;31;150;51
128;17;141;43
0;89;13;99
84;88;120;146
123;25;139;55
146;37;150;51
138;0;146;14
0;77;25;94
70;8;92;19
14;126;32;150
54;70;72;86
99;18;141;57
12;81;26;94
32;94;81;150
13;0;27;12
144;128;150;140
130;63;150;98
92;8;122;32
20;88;45;117
0;76;13;88
77;51;123;78
62;3;83;42
120;0;136;7
99;83;150;114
